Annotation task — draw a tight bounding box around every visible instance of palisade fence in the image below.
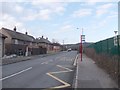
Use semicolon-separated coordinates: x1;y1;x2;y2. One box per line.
84;35;120;87
88;35;120;55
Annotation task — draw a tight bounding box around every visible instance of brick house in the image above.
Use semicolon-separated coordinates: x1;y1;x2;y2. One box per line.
52;43;62;52
35;36;53;54
0;33;7;57
0;27;36;56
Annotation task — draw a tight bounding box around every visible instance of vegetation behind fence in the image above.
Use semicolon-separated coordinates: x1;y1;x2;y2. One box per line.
85;35;120;87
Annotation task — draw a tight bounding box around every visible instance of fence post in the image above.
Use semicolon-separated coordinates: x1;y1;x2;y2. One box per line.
107;39;109;54
101;41;102;53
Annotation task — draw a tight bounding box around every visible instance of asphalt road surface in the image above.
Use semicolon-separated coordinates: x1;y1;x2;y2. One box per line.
2;51;77;89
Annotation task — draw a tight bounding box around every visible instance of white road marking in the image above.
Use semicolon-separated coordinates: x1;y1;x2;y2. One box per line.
41;62;48;64
75;54;79;88
0;67;32;81
41;60;53;64
47;65;73;89
57;65;73;72
47;73;70;88
73;55;78;66
49;70;71;74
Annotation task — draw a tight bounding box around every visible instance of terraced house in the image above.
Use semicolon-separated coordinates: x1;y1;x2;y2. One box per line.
0;27;63;56
35;36;53;54
0;27;38;56
0;33;7;57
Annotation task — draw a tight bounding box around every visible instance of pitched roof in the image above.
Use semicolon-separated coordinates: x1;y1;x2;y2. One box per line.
52;43;62;46
0;33;7;38
1;28;35;42
35;37;51;44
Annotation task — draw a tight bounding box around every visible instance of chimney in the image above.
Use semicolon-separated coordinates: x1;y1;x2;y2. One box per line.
42;36;43;38
46;37;48;40
13;26;16;32
25;32;28;35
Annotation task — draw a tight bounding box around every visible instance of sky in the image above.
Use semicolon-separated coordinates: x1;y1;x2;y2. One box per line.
0;0;119;44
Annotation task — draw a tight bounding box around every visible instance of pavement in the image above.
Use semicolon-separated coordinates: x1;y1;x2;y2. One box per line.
2;52;60;65
1;51;77;89
74;54;118;88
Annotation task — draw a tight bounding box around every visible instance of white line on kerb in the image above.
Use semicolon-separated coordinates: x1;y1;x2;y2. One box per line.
75;54;79;89
0;67;32;81
73;55;78;66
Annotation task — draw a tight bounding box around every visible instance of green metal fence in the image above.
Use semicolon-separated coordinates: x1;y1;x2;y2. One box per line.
88;35;120;55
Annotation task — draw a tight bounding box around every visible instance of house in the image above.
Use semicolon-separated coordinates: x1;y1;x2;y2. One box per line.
35;36;53;54
52;43;62;52
0;27;36;56
0;33;7;57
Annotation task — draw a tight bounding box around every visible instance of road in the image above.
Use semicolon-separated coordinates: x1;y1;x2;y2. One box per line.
2;51;77;89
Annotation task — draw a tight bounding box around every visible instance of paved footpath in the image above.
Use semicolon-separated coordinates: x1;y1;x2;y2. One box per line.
1;52;60;65
75;54;118;88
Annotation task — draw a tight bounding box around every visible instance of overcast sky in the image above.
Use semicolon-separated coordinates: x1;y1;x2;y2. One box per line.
1;0;119;44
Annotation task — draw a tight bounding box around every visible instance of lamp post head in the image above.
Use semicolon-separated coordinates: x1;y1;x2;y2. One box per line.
114;31;118;35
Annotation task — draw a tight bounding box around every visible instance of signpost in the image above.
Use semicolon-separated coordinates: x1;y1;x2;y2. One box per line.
80;35;85;61
77;28;85;61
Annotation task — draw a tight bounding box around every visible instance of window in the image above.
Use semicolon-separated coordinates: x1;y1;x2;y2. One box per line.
15;39;18;44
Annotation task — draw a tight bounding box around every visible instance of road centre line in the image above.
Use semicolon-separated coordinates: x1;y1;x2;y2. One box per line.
41;60;53;64
57;65;73;72
49;70;71;74
0;67;32;81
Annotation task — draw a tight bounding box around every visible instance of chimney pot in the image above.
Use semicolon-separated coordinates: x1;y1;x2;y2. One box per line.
14;26;16;31
25;32;28;35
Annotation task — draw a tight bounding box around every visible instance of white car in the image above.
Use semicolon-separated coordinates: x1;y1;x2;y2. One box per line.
67;48;71;52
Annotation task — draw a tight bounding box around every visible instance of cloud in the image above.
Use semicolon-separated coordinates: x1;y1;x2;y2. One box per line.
15;4;23;13
21;2;67;21
96;3;114;17
72;9;92;18
1;0;119;2
107;11;117;18
1;2;23;15
1;13;26;33
1;2;67;21
84;0;119;2
54;24;73;34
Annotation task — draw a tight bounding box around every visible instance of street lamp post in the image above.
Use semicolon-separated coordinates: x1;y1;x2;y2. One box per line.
80;33;82;61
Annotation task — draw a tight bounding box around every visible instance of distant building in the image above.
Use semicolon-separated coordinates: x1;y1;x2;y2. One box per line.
35;36;52;54
52;43;62;52
0;33;7;57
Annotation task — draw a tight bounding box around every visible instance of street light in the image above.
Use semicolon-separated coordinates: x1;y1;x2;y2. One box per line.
114;31;118;46
77;28;85;61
